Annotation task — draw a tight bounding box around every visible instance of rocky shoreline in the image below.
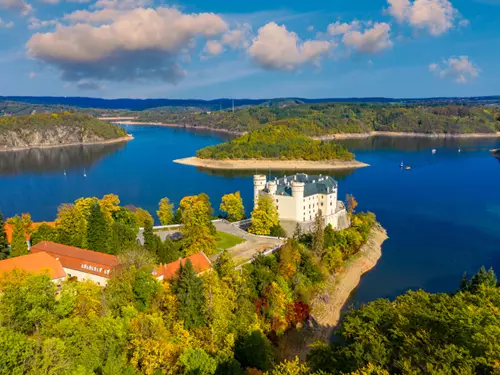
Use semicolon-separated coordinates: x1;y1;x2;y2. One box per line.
0;134;133;153
173;156;369;170
278;225;388;361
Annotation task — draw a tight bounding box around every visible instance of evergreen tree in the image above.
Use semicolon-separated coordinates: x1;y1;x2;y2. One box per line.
10;217;28;258
312;209;325;255
143;219;155;252
172;260;206;330
86;203;109;253
461;266;498;293
0;211;10;260
157;237;181;264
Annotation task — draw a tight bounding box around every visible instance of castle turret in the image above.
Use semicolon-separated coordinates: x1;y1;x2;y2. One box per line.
267;180;277;195
253;175;267;208
292;181;305;222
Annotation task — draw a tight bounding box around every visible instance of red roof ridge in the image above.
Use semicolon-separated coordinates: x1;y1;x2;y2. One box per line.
157;252;212;280
0;251;66;280
31;241;118;267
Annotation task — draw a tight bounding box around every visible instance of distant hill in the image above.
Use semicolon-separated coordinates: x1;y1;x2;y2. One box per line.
2;95;499;111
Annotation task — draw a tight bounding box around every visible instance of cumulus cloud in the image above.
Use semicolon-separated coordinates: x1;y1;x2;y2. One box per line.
0;0;32;15
342;22;393;53
387;0;462;36
76;80;104;90
327;20;361;36
247;22;333;71
0;17;14;28
429;56;480;83
203;40;224;56
28;16;58;29
26;7;229;85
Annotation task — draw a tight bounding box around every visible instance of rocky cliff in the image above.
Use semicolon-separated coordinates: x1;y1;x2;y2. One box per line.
0;113;128;151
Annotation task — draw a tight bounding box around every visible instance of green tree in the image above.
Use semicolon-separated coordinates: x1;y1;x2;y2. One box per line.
30;223;57;246
0;212;10;260
460;266;498;293
311;210;324;255
220;192;245;222
132;269;161;312
234;331;273;371
249;196;279;236
180;347;217;375
156;197;174;226
10;217;28;258
0;327;35;375
87;203;109;253
157;237;181;264
142;219;157;254
172;260;206;330
180;195;216;256
135;208;153;228
109;222;137;255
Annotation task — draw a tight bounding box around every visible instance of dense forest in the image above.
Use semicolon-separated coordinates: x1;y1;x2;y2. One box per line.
138;103;500;136
0;112;128;149
196;126;354;161
0;191;381;375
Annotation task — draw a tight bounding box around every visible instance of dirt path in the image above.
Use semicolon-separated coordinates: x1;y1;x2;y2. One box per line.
278;225;388;361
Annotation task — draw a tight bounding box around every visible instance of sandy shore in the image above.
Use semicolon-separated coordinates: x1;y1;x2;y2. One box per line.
173;156;369;170
316;131;500;140
278;225;388;361
115;121;245;136
0;134;133;153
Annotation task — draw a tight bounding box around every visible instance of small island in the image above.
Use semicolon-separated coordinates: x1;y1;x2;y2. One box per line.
175;125;368;170
0;112;132;152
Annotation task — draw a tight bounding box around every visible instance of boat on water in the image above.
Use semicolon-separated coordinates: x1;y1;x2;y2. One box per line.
432;149;437;154
405;166;412;170
490;149;500;159
400;161;404;168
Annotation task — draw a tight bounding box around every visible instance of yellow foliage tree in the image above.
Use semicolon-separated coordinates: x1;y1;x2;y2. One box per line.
249;195;279;236
99;194;120;223
135;208;154;228
157;197;174;225
180;194;216;256
219;191;245;222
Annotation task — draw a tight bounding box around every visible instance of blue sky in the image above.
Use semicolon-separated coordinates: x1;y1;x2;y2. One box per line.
0;0;499;99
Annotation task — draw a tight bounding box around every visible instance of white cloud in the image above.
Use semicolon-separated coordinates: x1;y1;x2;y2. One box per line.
0;17;14;28
387;0;462;36
28;71;36;78
327;20;361;36
429;56;480;83
26;7;229;85
0;0;32;15
76;80;105;90
247;22;333;71
28;16;58;29
342;22;393;53
203;40;224;56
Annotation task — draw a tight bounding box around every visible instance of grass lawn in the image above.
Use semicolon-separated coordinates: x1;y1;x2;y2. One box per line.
215;231;245;253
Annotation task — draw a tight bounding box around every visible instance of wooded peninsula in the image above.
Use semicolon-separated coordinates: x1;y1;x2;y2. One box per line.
135;103;500;136
0;112;130;151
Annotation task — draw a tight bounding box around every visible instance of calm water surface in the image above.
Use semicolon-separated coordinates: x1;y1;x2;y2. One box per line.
1;125;499;305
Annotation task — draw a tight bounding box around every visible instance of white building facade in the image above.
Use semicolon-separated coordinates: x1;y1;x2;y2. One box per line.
254;173;349;231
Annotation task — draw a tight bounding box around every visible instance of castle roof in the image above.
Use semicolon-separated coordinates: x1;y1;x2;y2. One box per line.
264;173;338;197
156;252;212;280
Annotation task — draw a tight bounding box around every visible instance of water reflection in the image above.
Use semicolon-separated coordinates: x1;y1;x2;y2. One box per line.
338;135;500;152
0;142;127;176
195;167;356;182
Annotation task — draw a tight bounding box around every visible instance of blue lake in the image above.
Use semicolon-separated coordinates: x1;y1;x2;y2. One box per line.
1;125;499;305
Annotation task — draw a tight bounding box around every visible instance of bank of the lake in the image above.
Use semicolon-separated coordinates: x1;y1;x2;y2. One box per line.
0;134;133;153
278;225;388;361
174;156;369;170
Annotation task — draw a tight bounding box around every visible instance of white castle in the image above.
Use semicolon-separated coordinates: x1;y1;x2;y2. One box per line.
253;173;349;231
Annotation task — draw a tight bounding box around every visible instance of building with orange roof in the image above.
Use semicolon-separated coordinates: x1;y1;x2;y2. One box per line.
4;221;55;246
0;252;66;283
31;241;119;286
156;252;212;280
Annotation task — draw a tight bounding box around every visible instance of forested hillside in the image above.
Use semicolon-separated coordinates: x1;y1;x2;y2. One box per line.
138;103;500;136
196;125;354;161
0;112;128;150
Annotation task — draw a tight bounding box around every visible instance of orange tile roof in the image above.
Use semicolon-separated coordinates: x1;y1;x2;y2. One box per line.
4;222;55;244
157;252;212;280
0;252;66;280
30;241;119;279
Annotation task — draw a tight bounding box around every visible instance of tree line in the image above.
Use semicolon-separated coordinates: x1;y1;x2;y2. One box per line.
196;126;354;161
137;103;500;136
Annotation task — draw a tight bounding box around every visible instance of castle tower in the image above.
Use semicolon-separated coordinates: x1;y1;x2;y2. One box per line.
292;181;305;222
267;180;277;195
253;175;267;208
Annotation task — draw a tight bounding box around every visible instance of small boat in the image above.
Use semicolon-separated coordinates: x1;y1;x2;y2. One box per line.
458;148;461;153
432;149;437;154
405;166;411;170
63;170;66;176
83;168;87;178
400;161;404;168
